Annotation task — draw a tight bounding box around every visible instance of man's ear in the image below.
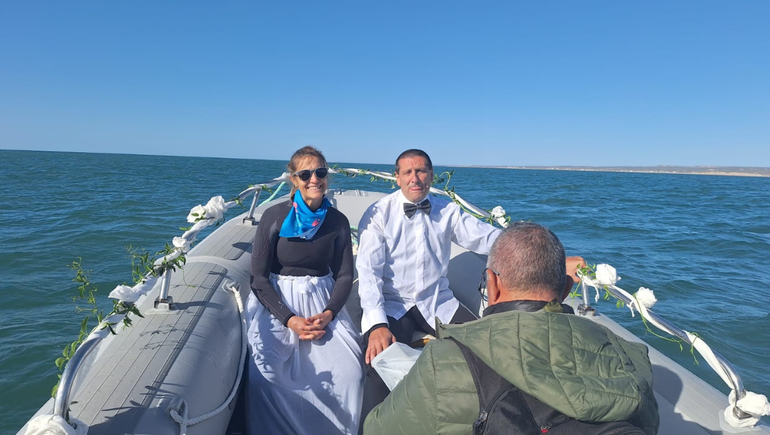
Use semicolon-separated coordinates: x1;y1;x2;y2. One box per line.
487;269;502;305
560;275;575;302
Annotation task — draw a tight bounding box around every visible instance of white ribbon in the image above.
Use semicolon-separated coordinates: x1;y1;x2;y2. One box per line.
24;415;88;435
724;390;770;428
172;236;191;253
203;196;226;221
108;276;157;303
186;204;206;224
108;285;137;303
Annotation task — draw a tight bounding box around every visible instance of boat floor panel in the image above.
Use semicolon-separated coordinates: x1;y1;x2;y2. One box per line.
195;220;255;261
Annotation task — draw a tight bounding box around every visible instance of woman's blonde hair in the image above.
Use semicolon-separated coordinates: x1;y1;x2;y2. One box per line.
287;146;329;197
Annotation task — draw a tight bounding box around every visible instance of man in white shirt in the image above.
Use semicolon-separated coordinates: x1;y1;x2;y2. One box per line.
356;149;499;368
357;149;585;405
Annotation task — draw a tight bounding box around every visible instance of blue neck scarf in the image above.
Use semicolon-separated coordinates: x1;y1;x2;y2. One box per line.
279;191;331;240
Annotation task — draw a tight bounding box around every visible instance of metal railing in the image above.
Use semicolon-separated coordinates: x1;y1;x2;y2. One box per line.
53;334;106;421
578;278;750;418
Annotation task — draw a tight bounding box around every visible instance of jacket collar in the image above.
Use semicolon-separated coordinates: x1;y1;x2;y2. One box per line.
482;299;575;317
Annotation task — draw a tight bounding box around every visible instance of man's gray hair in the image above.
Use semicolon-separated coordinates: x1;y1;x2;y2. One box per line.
487;221;566;299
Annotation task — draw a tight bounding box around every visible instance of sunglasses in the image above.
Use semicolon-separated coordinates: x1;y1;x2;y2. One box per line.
477;267;500;302
292;167;329;182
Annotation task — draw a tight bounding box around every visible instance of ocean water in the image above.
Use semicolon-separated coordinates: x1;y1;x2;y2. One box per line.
1;149;769;432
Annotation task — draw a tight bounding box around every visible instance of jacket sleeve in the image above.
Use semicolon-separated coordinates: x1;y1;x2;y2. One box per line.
250;204;295;325
323;211;354;317
620;341;660;435
364;344;439;435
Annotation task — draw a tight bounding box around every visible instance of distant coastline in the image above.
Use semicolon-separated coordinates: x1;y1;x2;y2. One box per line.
461;165;770;178
4;150;768;178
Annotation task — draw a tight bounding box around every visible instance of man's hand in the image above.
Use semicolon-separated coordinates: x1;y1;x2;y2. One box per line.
566;256;586;286
366;326;396;364
287;316;326;340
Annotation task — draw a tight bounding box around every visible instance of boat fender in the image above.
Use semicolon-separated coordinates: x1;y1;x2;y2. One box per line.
23;414;88;435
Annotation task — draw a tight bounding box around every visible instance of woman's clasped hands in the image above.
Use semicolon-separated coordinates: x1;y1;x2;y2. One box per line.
286;310;333;340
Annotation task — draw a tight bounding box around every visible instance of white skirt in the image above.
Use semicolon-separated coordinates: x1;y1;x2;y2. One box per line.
246;273;364;435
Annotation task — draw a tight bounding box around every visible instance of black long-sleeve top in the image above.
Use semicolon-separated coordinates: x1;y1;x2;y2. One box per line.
250;200;354;325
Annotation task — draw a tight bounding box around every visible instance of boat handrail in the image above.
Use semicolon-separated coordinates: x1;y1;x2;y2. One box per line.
577;272;760;422
53;313;123;422
53;337;100;420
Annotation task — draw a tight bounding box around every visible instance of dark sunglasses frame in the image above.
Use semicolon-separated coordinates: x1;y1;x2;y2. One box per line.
292;167;329;182
477;267;500;302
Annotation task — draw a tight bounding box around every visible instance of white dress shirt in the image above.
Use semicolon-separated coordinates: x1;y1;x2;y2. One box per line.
356;191;500;333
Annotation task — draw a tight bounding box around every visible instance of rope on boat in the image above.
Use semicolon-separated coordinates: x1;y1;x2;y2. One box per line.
259;181;286;206
578;265;770;427
168;280;248;435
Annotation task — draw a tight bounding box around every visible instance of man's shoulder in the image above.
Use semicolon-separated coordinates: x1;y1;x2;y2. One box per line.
423;335;468;363
413;338;478;399
369;191;400;208
360;191;400;222
427;194;457;211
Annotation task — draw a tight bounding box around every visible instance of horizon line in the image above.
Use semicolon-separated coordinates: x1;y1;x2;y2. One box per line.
3;148;770;173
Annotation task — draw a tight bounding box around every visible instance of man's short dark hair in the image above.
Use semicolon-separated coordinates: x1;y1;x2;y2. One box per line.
488;221;566;300
395;149;433;173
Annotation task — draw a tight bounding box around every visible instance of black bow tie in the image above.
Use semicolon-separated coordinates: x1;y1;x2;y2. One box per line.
404;200;431;218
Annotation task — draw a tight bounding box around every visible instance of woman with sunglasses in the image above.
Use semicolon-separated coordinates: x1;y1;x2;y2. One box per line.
246;146;364;435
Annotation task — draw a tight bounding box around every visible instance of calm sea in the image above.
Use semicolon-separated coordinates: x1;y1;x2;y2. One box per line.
1;150;769;432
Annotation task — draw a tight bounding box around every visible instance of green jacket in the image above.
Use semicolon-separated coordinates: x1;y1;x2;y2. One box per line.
364;304;659;435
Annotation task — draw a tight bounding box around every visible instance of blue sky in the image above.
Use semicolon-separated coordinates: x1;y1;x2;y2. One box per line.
1;1;768;167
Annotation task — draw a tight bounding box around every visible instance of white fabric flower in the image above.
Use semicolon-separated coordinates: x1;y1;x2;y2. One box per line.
634;287;657;309
595;264;620;286
172;236;191;253
187;204;206;223
725;390;770;427
490;206;507;227
203;196;226;221
738;391;770;416
108;284;139;302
